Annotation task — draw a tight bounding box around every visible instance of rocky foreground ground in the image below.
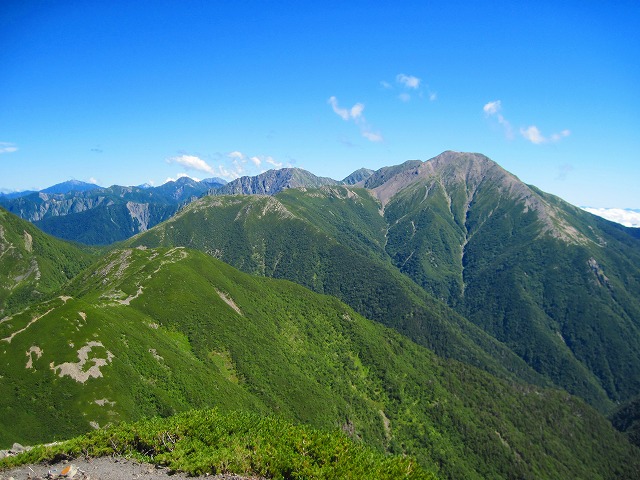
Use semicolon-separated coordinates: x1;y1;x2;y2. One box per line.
0;448;264;480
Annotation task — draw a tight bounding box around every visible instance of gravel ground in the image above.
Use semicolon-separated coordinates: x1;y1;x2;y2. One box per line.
0;456;266;480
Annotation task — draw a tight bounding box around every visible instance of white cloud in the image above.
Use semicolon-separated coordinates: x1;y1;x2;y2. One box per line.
484;100;570;144
350;103;365;119
88;177;99;185
483;100;513;138
328;96;350;120
386;73;435;103
483;100;501;115
266;156;283;168
328;96;364;121
550;129;571;142
362;130;383;142
167;154;215;174
396;73;421;89
583;207;640;228
0;142;18;154
164;173;200;184
205;151;291;181
520;125;571;144
520;125;545;144
328;96;382;143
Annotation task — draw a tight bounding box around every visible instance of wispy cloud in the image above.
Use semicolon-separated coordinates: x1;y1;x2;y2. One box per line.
484;100;570;144
362;131;383;142
167;154;215;174
583;207;640;228
382;73;436;103
88;177;99;185
209;151;291;180
265;156;284;168
328;96;383;143
483;100;514;138
164;173;201;184
396;73;421;89
0;142;18;154
520;126;571;144
328;96;364;121
520;125;545;144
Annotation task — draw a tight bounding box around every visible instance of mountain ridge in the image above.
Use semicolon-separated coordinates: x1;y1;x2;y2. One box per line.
126;151;640;412
1;240;638;478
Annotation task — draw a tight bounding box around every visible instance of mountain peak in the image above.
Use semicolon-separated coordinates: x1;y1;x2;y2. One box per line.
342;167;375;185
213;167;338;196
41;179;103;194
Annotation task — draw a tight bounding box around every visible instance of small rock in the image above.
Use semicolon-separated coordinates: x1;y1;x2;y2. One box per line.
61;464;78;478
10;443;24;453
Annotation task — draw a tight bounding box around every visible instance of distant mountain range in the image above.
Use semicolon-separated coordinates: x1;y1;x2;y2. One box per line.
0;177;227;244
1;150;640;478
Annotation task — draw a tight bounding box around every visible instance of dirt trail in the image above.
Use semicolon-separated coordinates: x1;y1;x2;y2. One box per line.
0;456;265;480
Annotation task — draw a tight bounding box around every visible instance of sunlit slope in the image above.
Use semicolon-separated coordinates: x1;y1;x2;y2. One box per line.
375;152;640;410
0;208;94;316
2;246;637;478
127;192;546;386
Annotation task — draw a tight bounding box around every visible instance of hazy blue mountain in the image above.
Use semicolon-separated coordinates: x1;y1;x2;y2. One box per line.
202;176;228;186
0;177;215;244
0;190;36;199
40;179;104;194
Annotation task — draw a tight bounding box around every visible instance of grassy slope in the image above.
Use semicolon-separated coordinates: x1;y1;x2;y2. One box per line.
383;176;640;411
0;409;433;480
0;207;95;316
1;246;637;479
126;192;547;387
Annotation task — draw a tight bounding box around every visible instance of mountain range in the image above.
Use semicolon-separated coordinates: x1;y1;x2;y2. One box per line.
0;177;227;244
1;150;639;478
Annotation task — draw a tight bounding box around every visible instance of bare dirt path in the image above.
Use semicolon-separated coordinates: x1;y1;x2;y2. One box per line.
0;456;265;480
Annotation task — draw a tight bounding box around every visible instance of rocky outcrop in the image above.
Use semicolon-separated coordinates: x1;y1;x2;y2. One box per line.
213;168;337;196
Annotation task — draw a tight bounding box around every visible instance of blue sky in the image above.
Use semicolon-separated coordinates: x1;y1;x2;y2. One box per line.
1;0;639;208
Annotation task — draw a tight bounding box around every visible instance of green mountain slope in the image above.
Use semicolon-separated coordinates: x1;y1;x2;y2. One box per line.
611;394;640;448
1;246;637;479
126;192;547;387
0;208;94;316
128;151;640;413
375;151;640;410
